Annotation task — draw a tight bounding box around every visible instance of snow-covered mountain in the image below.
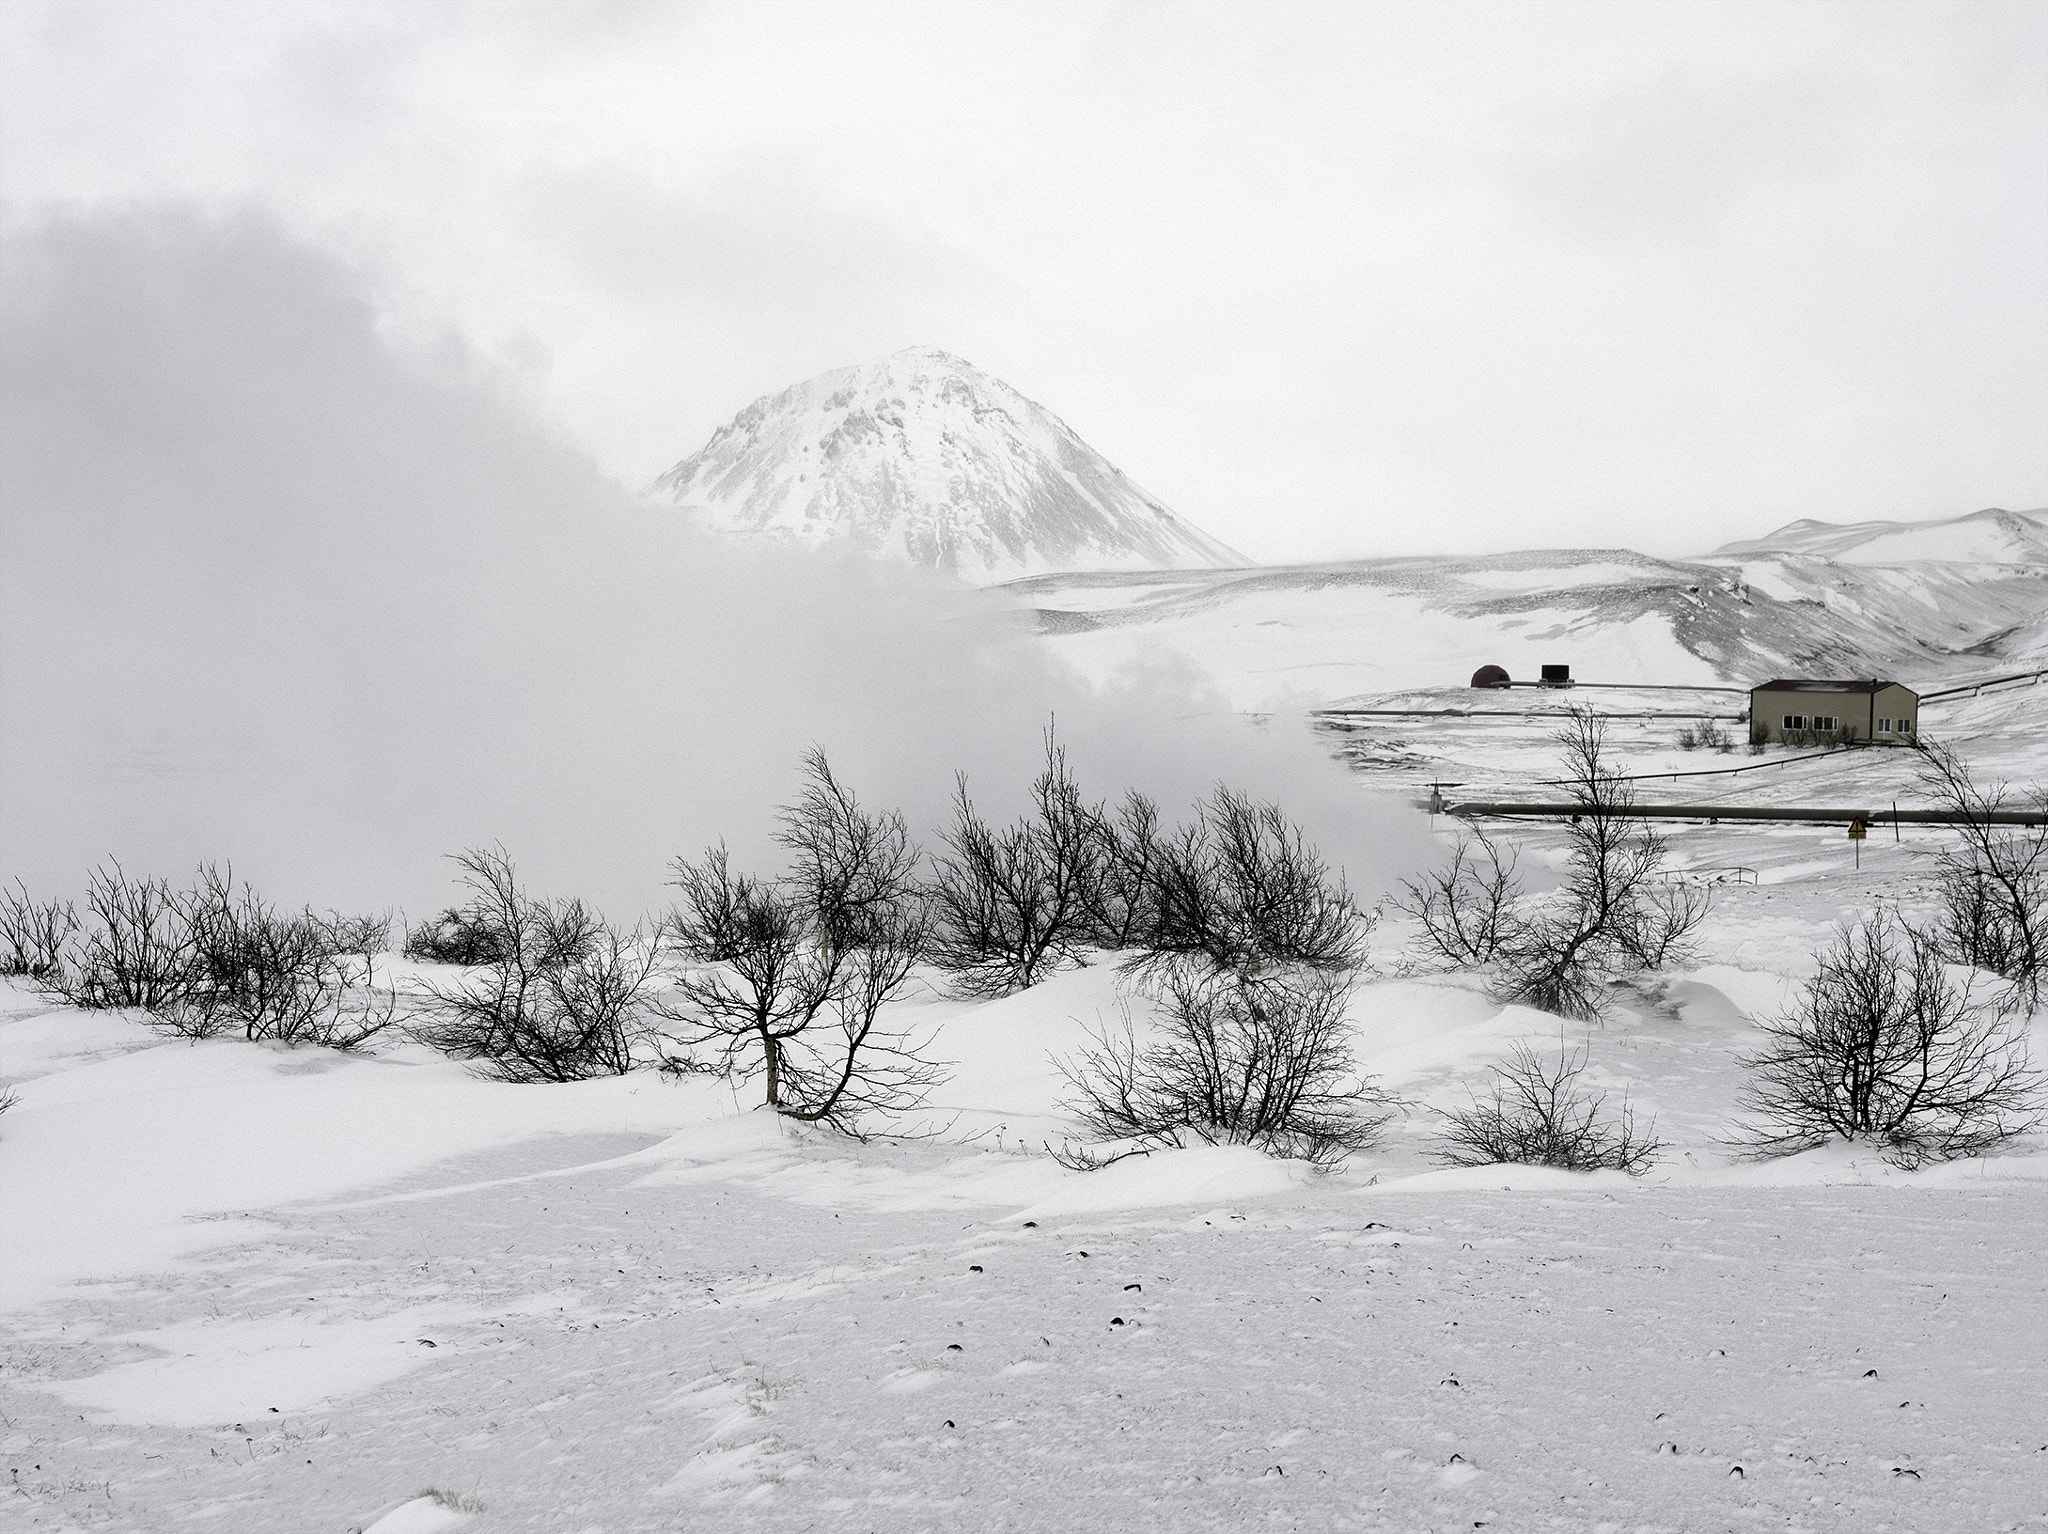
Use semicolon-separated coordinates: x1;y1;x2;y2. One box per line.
1712;506;2048;565
653;347;1243;581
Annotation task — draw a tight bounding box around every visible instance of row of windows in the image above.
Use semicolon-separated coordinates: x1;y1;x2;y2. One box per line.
1777;713;1914;734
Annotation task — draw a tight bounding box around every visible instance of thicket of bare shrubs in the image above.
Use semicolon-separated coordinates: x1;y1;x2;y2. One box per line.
1437;1038;1662;1173
926;734;1105;995
1398;711;1708;1017
1674;721;1733;752
1737;911;2039;1166
656;753;937;1133
1052;777;1383;1165
2;862;398;1049
161;866;397;1048
414;847;653;1083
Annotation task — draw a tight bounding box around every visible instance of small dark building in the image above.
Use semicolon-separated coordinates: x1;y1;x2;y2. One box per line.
1748;679;1919;746
1470;664;1511;689
1540;664;1572;687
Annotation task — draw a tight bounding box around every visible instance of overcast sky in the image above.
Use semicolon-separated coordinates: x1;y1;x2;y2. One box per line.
4;0;2045;562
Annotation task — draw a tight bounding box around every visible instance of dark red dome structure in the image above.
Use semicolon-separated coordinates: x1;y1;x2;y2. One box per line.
1470;664;1511;689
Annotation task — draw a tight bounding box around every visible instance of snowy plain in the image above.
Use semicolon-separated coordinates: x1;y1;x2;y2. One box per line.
6;519;2048;1531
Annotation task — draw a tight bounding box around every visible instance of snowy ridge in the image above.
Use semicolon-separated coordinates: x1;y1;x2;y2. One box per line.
653;347;1244;582
1007;524;2048;711
1711;505;2048;565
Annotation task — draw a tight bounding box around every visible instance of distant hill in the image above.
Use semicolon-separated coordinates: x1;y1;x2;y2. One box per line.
652;347;1243;581
1711;506;2048;565
1004;514;2048;711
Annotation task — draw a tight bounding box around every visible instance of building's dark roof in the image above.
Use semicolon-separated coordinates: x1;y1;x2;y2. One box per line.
1752;678;1916;697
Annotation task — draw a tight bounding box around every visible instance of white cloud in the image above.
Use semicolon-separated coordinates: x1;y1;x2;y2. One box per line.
2;0;2043;561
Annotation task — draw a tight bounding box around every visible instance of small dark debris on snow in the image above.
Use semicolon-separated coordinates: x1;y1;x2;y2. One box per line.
969;1265;983;1273
944;1420;955;1429
1123;1283;1141;1292
1728;1465;1744;1478
1110;1318;1124;1327
1893;1467;1921;1479
946;1343;963;1352
416;1339;436;1348
1863;1368;1878;1378
1022;1221;1037;1228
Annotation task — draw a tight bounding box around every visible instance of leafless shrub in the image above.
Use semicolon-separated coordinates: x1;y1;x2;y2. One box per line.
415;848;646;1079
777;746;923;960
659;757;942;1133
1675;723;1700;751
316;910;392;960
1437;1038;1662;1173
404;907;508;966
1491;710;1707;1019
160;865;399;1048
475;923;659;1083
1616;881;1712;970
1737;913;2040;1165
1917;741;2047;1008
1059;962;1388;1166
1082;790;1166;951
59;862;196;1011
1140;787;1369;980
0;880;77;980
926;730;1103;995
1393;832;1521;966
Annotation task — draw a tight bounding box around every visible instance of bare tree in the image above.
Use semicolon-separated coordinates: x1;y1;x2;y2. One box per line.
1082;789;1166;951
659;757;942;1132
926;730;1104;995
416;847;644;1077
0;880;76;981
1437;1037;1662;1173
1918;741;2047;1007
1737;912;2040;1165
776;747;922;961
1142;787;1368;980
661;845;838;1107
1394;832;1521;967
1492;710;1706;1018
1059;962;1387;1165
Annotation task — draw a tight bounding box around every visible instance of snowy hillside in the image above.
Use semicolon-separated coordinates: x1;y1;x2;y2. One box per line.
1712;505;2048;565
652;348;1244;581
1007;524;2048;712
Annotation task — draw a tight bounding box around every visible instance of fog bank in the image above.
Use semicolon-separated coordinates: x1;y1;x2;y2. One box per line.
0;207;1426;921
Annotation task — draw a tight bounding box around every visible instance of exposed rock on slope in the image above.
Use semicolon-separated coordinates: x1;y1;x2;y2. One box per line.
653;347;1243;581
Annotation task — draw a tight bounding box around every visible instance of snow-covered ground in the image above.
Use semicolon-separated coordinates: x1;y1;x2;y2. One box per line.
6;510;2046;1531
6;796;2046;1530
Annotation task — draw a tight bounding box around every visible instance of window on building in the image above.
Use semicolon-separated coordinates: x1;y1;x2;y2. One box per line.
1815;715;1840;732
1877;718;1893;733
1782;713;1809;731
